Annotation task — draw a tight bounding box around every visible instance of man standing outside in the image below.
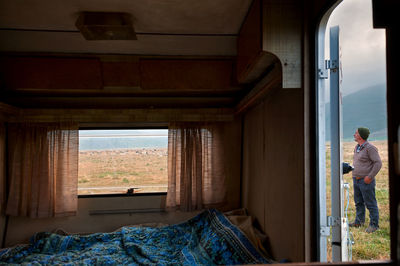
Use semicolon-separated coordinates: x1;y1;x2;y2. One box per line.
350;127;382;233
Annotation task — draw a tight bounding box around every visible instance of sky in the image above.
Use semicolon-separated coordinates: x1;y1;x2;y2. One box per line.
326;0;386;96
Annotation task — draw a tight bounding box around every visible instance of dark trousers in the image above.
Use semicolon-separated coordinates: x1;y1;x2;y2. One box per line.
353;177;379;227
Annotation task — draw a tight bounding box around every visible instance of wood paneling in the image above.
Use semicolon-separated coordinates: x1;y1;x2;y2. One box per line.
102;61;140;88
262;0;302;88
140;59;234;91
263;89;304;261
242;102;266;227
236;0;279;85
372;1;400;261
0;123;5;214
2;96;235;109
242;88;304;262
7;108;234;123
235;63;281;114
236;0;262;83
0;56;241;108
0;57;102;90
0;103;19;120
0;56;238;93
236;0;302;88
0;122;5;248
221;119;242;211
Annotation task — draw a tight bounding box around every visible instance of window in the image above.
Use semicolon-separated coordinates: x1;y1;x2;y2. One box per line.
78;129;168;195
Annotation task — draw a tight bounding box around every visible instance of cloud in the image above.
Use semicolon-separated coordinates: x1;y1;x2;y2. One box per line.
325;0;386;95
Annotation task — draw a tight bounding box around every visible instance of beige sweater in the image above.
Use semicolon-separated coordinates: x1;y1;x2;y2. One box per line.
352;141;382;179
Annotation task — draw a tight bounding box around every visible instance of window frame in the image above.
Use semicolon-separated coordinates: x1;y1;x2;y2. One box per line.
77;125;168;198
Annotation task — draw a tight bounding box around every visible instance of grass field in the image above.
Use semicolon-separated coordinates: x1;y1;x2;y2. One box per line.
78;148;168;194
326;140;390;261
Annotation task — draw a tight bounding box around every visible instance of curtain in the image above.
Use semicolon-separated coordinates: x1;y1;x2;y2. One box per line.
6;122;78;218
167;123;226;211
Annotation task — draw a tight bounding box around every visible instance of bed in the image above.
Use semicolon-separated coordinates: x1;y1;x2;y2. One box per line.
0;209;274;265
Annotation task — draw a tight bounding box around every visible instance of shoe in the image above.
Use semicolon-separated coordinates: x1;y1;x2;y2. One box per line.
365;225;378;233
349;221;364;227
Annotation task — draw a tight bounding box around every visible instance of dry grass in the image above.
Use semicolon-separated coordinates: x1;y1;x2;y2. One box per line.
78;148;168;194
326;140;390;261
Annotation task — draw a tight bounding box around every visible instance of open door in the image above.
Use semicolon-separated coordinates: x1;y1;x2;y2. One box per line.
328;25;350;262
317;25;352;262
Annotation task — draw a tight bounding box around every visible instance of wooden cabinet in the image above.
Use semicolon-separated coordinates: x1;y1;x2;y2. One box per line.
0;57;102;90
236;0;302;88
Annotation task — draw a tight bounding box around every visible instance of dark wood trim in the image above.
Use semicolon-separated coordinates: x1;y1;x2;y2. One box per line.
0;103;19;116
0;28;238;37
2;96;236;109
79;124;168;129
372;1;399;262
6;108;235;123
78;192;166;199
386;28;399;264
0;52;235;61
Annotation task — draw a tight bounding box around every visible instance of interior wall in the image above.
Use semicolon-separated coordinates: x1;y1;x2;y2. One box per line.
0;217;4;248
221;119;242;211
242;88;304;262
0;121;5;247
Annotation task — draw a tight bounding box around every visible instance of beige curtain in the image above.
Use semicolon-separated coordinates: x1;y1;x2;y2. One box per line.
6;122;78;218
167;123;226;211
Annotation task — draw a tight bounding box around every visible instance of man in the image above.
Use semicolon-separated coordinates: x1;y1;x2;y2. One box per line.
349;127;382;233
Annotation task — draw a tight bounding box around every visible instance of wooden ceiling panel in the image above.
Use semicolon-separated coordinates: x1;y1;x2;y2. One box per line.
0;32;237;55
0;0;251;34
1;96;236;109
140;59;235;91
102;61;140;88
0;0;251;55
0;56;102;90
0;55;247;108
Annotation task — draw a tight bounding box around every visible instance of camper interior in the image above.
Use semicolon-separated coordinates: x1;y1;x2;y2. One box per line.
0;0;399;264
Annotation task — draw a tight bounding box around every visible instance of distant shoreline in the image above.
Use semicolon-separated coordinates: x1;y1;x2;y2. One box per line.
79;137;168;151
79;147;167;154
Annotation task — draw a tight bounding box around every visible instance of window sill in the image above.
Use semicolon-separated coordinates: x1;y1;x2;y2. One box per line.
78;192;167;198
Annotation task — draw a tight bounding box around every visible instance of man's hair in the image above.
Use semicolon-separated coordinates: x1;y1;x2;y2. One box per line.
357;127;370;140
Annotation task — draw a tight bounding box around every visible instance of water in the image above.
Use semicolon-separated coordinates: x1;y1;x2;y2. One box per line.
79;130;168;151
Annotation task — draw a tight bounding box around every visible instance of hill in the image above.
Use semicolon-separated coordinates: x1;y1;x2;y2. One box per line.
325;83;387;141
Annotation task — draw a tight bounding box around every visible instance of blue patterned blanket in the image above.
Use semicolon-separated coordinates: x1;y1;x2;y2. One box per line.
0;209;272;265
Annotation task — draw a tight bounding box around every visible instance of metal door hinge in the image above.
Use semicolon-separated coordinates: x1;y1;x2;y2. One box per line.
318;59;338;79
327;216;341;227
318;68;328;79
320;226;330;237
325;59;338;70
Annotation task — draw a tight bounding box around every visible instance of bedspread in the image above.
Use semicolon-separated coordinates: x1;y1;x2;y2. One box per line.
0;209;272;265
